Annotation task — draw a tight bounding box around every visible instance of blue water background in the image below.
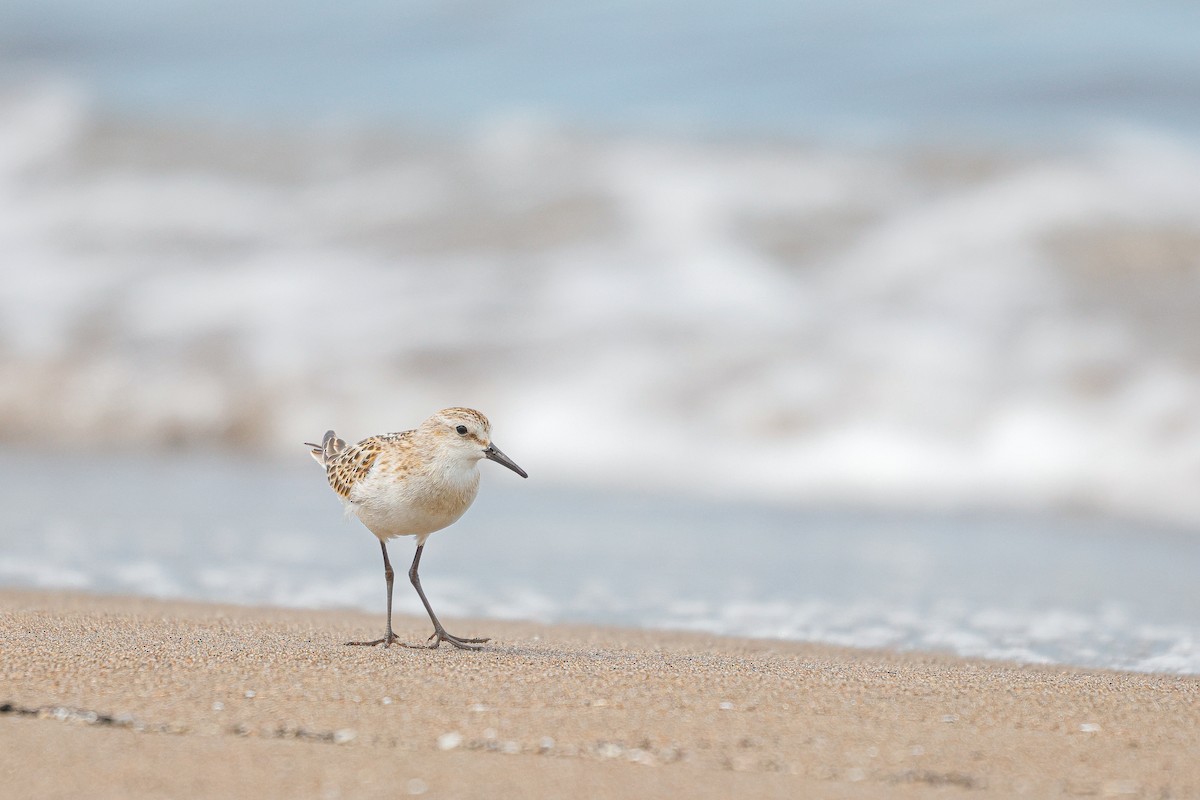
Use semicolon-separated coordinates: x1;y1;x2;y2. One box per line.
3;1;1199;142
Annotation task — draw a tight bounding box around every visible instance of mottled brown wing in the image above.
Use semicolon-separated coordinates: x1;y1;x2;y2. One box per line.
325;437;384;499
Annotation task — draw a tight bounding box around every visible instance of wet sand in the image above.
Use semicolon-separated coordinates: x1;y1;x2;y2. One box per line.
1;589;1197;798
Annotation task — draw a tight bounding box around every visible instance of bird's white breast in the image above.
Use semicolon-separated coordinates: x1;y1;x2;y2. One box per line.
348;456;482;542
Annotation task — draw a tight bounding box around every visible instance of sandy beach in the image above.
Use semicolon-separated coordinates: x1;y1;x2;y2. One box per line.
1;589;1197;799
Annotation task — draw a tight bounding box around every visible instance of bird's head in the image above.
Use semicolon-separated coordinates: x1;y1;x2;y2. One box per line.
425;407;528;478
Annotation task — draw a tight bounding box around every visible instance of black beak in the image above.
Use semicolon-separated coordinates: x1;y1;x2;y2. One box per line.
484;443;528;478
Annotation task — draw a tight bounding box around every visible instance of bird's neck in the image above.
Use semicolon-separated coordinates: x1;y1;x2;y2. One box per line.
425;454;482;491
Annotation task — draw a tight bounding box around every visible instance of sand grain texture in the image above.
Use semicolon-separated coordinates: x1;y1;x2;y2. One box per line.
1;589;1197;798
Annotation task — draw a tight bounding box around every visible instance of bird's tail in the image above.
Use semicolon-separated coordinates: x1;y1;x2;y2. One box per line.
305;430;347;466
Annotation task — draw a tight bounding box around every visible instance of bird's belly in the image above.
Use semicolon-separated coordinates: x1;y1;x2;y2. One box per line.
349;478;478;540
353;502;466;540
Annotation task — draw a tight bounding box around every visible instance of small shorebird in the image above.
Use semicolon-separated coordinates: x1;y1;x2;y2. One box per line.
307;408;527;650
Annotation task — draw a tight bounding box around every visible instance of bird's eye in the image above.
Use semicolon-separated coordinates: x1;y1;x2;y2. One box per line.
455;425;468;435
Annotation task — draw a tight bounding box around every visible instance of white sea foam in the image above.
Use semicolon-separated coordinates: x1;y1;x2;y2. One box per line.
4;84;1200;525
640;598;1200;674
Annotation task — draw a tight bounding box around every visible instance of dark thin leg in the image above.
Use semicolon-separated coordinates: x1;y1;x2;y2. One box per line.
346;540;401;647
405;544;489;651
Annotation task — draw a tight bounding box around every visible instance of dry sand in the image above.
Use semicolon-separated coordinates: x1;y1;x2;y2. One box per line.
1;589;1197;799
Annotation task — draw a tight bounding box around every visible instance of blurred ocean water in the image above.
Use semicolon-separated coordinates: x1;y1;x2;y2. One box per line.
1;2;1199;670
3;85;1200;521
3;0;1200;141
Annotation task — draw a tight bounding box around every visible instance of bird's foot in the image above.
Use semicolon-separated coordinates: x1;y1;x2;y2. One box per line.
407;629;490;651
345;632;402;648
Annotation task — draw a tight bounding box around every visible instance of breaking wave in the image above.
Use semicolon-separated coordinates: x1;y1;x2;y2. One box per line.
4;82;1200;521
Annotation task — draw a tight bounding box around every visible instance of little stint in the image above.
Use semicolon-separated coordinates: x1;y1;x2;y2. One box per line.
307;408;527;650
